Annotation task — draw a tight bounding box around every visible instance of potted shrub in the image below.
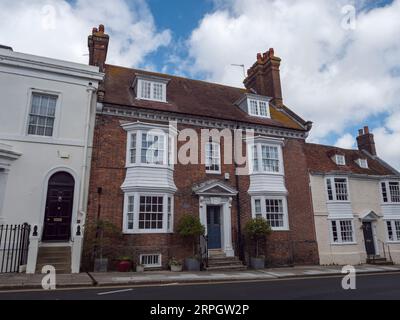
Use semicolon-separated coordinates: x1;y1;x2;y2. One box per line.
244;217;272;270
116;256;133;272
169;258;183;272
177;215;205;271
136;263;145;273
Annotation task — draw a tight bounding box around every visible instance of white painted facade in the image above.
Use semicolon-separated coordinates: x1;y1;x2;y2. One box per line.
311;174;400;265
0;48;103;273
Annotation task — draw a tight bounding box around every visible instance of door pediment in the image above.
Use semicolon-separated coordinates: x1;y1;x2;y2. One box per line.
193;180;238;197
360;210;381;222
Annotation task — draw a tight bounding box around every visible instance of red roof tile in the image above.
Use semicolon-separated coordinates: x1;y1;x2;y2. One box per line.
304;143;395;176
101;64;307;131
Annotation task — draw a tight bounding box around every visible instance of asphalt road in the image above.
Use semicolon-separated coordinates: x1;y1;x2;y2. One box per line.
0;273;399;300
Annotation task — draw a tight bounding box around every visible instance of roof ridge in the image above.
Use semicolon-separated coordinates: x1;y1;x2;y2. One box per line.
305;142;359;152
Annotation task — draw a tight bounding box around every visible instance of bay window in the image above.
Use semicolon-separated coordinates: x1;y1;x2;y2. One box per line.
326;177;349;202
381;181;400;203
127;130;169;167
250;143;282;174
252;196;289;230
386;220;400;242
331;220;355;244
124;193;174;234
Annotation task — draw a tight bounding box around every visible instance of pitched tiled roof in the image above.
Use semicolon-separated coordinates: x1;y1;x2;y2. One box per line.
101;64;307;131
304;143;396;176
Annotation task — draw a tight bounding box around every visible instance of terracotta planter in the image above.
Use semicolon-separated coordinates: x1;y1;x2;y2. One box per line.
117;260;132;272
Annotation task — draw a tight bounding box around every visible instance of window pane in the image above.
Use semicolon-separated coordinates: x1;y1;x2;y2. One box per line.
331;221;338;243
153;83;163;101
395;221;400;241
334;178;348;201
387;221;394;241
340;220;354;243
205;142;220;172
259;101;268;117
141;133;165;165
326;179;334;201
252;145;259;172
138;196;164;230
389;182;400;203
249;100;258;115
127;196;134;230
265;199;284;228
28;93;57;137
261;145;280;173
141;81;151;99
381;182;388;203
130;134;137;164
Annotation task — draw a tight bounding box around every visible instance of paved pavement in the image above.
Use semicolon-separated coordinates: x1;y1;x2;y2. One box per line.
1;264;399;291
0;273;400;300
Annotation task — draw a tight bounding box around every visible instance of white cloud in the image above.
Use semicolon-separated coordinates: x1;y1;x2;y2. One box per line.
0;0;171;67
335;133;356;149
185;0;400;169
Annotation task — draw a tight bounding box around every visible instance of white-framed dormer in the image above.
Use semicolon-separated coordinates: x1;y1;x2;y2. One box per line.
235;93;271;119
133;74;169;103
355;158;368;169
333;154;346;166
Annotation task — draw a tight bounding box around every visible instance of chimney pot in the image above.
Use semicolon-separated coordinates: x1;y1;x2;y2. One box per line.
88;24;109;72
357;125;376;156
364;126;369;134
358;129;363;136
99;24;105;33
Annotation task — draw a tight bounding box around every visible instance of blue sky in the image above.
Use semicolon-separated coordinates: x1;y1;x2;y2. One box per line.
0;0;399;169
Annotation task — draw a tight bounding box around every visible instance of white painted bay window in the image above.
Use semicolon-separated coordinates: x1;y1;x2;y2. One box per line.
250;143;283;174
386;220;400;242
330;220;355;244
252;196;289;231
326;177;349;202
124;193;174;234
381;181;400;203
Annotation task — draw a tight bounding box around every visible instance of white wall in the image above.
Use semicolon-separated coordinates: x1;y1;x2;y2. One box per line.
311;175;400;265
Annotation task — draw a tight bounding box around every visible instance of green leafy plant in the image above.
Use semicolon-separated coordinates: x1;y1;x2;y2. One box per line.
177;215;205;258
169;258;182;267
244;217;272;258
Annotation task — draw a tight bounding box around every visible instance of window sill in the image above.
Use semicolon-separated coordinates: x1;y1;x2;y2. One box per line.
250;171;284;176
271;228;290;232
326;201;352;204
124;230;171;235
330;242;358;246
206;171;222;175
126;164;173;170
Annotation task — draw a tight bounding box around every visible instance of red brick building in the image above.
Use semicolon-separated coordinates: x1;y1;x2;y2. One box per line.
85;25;319;270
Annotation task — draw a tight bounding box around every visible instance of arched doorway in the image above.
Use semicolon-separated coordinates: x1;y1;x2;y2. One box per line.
42;172;75;242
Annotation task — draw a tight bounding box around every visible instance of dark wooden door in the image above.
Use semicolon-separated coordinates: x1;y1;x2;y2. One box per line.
42;172;74;242
207;206;222;250
363;222;376;256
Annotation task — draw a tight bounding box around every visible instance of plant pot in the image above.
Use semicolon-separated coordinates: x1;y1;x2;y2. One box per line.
136;265;145;273
185;258;200;271
94;258;108;272
170;264;183;272
117;260;133;272
250;257;265;270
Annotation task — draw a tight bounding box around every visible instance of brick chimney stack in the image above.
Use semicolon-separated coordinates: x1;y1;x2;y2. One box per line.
244;48;283;106
88;24;109;72
357;126;377;156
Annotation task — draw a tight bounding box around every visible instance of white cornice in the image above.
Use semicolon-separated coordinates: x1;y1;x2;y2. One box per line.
100;104;308;140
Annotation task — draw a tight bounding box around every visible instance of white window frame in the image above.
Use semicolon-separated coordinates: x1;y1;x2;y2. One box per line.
356;158;368;169
381;181;400;204
330;219;356;245
251;196;289;231
126;130;169;168
386;220;400;243
248;143;284;175
205;141;221;174
334;154;346;166
140;254;162;268
248;99;270;118
24;89;62;139
136;79;167;103
123;192;174;234
325;177;350;202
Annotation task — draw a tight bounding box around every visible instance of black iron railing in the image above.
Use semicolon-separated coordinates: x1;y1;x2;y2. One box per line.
199;235;208;269
0;224;31;273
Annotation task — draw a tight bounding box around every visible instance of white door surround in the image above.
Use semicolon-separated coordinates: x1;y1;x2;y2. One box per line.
193;180;238;258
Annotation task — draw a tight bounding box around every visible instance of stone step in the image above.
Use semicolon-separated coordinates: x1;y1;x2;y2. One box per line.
205;264;248;272
37;246;72;274
208;259;243;267
36;263;71;274
367;259;394;265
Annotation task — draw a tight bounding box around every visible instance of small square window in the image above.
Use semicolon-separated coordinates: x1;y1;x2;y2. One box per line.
335;155;346;166
357;159;368;169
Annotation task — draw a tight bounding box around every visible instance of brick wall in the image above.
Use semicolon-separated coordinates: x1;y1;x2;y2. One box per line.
85;114;319;269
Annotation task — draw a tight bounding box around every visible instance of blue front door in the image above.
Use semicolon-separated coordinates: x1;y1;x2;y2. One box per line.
207;206;222;249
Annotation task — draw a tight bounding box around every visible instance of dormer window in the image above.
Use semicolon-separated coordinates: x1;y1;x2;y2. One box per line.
236;93;271;119
334;155;346;166
356;158;368;169
134;74;169;103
